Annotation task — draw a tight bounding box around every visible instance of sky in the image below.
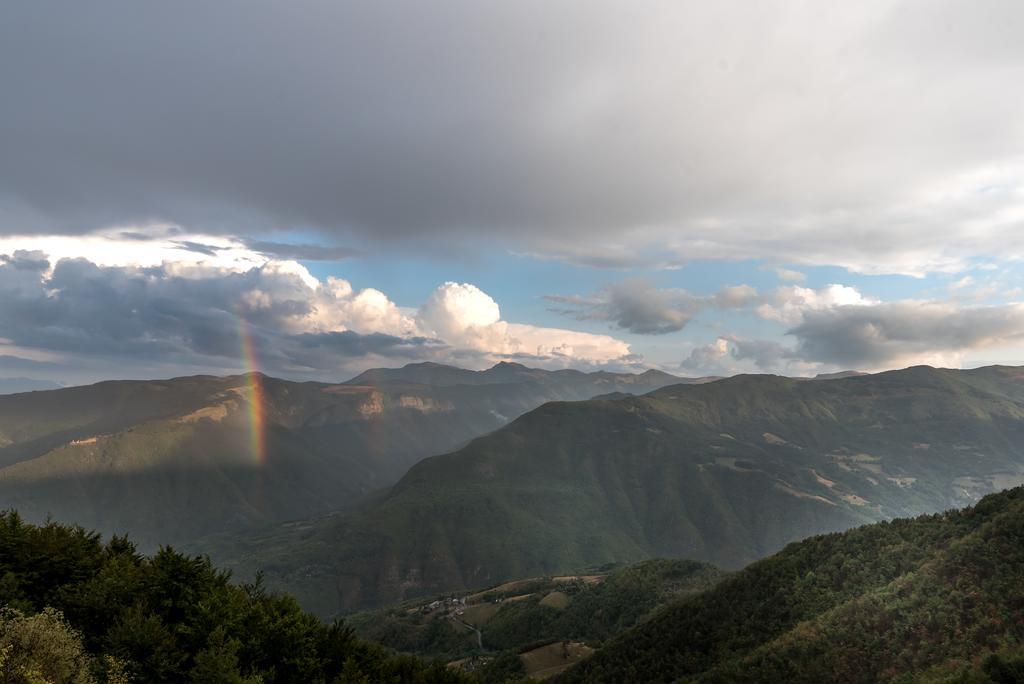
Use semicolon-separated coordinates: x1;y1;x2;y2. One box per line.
1;0;1023;385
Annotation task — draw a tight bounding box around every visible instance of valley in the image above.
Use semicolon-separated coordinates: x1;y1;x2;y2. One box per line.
200;365;1024;615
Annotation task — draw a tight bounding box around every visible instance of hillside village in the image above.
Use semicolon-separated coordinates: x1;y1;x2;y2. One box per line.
372;574;612;678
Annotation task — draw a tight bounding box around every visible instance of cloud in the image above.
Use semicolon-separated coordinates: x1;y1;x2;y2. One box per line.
594;280;704;335
680;338;732;373
172;240;222;257
1;2;1023;274
949;275;975;291
0;354;64;373
728;337;799;370
714;284;760;309
0;232;269;274
546;280;707;335
241;239;363;262
0;248;636;382
788;301;1024;369
775;268;806;283
681;335;798;375
680;280;1024;374
548;281;762;335
500;323;633;366
757;284;876;325
0;250;50;272
418;282;502;339
420;282;633;364
287;331;444;364
312;279;419;338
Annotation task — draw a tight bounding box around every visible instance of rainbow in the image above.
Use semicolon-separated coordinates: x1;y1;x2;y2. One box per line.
238;321;267;465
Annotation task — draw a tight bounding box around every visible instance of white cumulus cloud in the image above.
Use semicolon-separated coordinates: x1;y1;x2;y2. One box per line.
418;282;632;366
757;284;877;325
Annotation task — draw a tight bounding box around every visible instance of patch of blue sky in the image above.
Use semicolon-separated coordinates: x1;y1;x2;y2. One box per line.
297;239;1017;350
302;248;621;318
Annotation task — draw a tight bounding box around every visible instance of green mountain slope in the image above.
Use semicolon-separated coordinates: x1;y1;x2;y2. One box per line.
561;485;1024;683
0;363;687;548
203;365;1024;615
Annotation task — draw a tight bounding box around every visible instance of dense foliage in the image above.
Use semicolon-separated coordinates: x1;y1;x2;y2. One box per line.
0;511;468;683
1;607;114;684
561;486;1024;683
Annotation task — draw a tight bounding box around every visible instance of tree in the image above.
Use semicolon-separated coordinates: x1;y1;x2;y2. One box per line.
0;607;95;684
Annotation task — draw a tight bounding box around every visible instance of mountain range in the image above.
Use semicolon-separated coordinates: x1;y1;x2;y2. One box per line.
200;365;1024;615
0;361;691;548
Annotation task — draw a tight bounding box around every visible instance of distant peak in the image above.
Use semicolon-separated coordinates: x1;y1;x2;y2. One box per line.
489;361;529;370
813;370;868;380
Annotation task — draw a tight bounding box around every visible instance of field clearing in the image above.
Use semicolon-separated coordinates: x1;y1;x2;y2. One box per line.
552;574;605;585
461;603;499;626
465;578;536;601
539;591;570;609
519;641;594;680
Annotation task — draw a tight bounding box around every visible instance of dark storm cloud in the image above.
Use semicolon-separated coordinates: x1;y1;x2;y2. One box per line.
1;257;261;359
5;0;676;239
2;2;1024;274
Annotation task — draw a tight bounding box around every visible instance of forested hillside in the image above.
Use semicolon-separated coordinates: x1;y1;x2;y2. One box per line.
561;486;1024;683
0;511;467;683
4;488;1023;683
